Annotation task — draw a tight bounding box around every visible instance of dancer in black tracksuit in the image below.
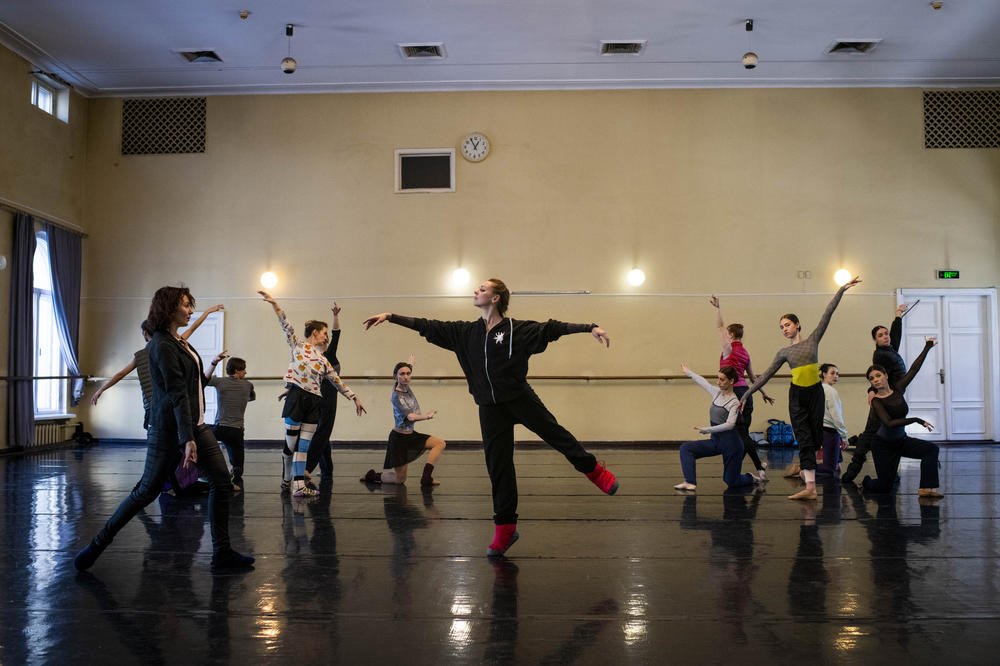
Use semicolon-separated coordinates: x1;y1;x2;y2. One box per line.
363;277;619;557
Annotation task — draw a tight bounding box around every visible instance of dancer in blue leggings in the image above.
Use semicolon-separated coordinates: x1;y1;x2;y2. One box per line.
674;364;757;491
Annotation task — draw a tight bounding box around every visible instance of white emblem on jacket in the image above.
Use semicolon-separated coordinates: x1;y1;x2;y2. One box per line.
493;331;505;344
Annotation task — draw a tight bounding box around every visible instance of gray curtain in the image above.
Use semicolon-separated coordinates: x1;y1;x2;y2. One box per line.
8;213;35;447
44;223;84;405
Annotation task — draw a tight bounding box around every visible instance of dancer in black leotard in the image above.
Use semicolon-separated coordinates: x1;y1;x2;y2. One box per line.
861;337;943;497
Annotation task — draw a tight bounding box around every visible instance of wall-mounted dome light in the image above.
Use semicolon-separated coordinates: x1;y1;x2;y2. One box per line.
260;271;278;288
627;268;646;286
833;269;852;286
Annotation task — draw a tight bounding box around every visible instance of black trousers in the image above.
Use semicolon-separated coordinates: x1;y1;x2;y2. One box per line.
94;423;232;553
213;425;245;476
842;410;879;481
788;383;824;471
479;388;597;525
733;385;763;470
306;393;338;475
863;435;940;493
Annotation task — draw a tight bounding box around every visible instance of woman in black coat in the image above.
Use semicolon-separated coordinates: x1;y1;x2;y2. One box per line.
74;286;254;571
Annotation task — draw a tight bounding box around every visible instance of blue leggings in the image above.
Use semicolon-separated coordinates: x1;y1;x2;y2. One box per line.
679;430;755;488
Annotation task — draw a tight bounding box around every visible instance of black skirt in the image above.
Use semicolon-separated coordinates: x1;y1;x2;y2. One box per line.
384;430;431;469
281;384;323;424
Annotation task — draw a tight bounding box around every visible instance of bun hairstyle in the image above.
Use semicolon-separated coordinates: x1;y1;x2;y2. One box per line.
780;313;801;331
819;363;837;376
871;325;888;340
488;278;511;316
147;286;194;332
866;364;887;380
727;323;744;340
304;320;328;338
719;366;739;383
392;361;413;388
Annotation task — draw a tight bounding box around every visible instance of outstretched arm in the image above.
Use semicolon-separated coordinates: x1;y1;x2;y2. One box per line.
710;296;732;359
896;338;936;393
205;350;228;382
744;358;775;405
808;276;861;343
697;400;740;434
741;354;785;404
682;363;720;399
181;304;223;340
889;311;904;352
871;398;932;431
91;359;137;404
259;290;296;346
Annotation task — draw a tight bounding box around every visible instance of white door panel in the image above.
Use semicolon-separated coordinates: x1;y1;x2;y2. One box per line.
899;290;997;442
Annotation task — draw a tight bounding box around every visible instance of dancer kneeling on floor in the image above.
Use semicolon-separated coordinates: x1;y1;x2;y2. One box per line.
259;290;366;496
362;355;446;486
862;337;943;498
674;365;759;491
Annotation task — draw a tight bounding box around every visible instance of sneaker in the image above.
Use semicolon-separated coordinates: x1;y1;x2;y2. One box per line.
673;481;697;491
585;461;619;495
292;483;319;497
210;548;255;571
486;524;519;558
280;480;291;492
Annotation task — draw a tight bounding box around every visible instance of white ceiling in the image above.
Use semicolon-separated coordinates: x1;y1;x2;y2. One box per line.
2;0;999;97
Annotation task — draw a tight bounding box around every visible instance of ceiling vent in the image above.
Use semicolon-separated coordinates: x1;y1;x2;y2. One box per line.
826;40;881;55
399;43;447;59
600;40;646;56
175;50;224;63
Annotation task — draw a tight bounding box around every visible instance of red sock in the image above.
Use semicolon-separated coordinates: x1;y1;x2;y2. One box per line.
489;524;517;550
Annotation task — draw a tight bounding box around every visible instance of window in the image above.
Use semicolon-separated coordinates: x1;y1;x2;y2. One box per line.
33;232;67;416
30;74;70;122
395;149;455;193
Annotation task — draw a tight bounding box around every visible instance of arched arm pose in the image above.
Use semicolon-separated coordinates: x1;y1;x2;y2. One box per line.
862;338;942;498
260;290;365;497
739;277;861;500
673;364;758;491
362;277;616;558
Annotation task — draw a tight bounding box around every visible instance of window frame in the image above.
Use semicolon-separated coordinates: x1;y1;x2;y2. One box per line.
30;74;70;123
32;231;68;417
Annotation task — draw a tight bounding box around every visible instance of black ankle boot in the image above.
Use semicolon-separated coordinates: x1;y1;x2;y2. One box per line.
74;537;110;571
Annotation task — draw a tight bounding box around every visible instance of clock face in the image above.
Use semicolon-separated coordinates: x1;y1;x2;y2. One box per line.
461;133;490;162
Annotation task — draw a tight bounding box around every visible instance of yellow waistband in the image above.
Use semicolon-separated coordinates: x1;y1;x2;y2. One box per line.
791;363;820;387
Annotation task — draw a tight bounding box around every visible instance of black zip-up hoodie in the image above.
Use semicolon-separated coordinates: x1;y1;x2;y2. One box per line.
389;315;595;405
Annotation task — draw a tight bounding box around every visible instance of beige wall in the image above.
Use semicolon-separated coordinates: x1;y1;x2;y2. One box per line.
0;45;89;448
3;39;998;444
75;88;1000;442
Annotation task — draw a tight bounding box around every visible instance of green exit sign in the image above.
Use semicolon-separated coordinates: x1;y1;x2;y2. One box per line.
937;270;960;279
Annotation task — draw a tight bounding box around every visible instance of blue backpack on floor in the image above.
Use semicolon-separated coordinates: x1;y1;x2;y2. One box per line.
766;419;796;447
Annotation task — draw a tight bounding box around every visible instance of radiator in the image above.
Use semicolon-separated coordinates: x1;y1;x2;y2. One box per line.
33;420;72;446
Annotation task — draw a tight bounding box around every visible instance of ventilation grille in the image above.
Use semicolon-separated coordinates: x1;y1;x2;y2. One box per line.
175;50;223;63
121;97;206;155
399;43;446;59
924;90;1000;149
600;41;646;55
826;40;881;55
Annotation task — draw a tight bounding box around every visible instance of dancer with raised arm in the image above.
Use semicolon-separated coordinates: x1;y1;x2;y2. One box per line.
862;337;943;497
361;355;447;486
842;303;911;483
305;301;344;484
362;278;618;558
709;296;774;480
259;290;366;497
74;287;253;571
740;277;861;500
673;364;757;491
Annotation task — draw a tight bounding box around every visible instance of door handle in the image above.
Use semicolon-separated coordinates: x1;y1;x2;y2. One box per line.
939;369;945;385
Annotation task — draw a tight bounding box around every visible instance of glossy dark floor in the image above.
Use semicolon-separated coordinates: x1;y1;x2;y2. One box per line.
2;443;999;664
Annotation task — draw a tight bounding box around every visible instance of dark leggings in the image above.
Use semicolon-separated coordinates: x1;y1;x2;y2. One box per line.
733;386;763;470
306;393;338;475
93;424;232;553
863;435;940;493
479;387;597;525
213;425;245;477
788;383;824;471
